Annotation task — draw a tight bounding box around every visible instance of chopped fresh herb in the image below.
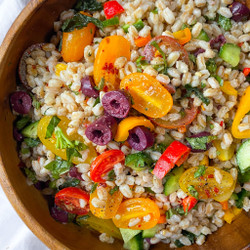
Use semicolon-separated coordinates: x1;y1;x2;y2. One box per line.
181;230;196;244
184;84;210;105
188;185;199;199
136;56;149;72
217;14;232;31
109;185;119;195
24;138;41;147
93;96;100;107
214;75;224;86
206;58;217;74
59;178;80;189
16;116;31;130
216;150;221;156
189;54;196;64
24;167;38;184
90;183;98;193
122;24;130;33
210;124;214;129
66;148;82;162
21;120;39;139
174;240;184;248
95;77;105;90
150;41;167;70
166;208;174;219
75;0;103;11
144;187;155;194
151;8;158;14
186;135;216;150
72;90;80;95
49;180;57;189
235;189;250;208
21;148;30;154
55;127;74;149
44;158;72;179
73;140;88;151
107;169;116;181
197;29;209;41
32;95;41;109
61;13;103;33
194;165;206;178
175;206;185;215
201;82;206;88
152;64;165;73
133;19;144;31
125;152;153;171
68;213;76;222
45;116;61;139
102;16;119;27
58;35;63;52
238;169;250;183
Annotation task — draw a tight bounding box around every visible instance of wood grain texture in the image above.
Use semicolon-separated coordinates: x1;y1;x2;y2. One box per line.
0;0;249;249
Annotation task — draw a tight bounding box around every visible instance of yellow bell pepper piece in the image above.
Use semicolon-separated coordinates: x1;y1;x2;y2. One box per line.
114;116;154;142
55;63;67;76
173;28;192;45
200;155;209;166
220;81;238;96
232;86;250;139
213;140;236;162
224;207;242;224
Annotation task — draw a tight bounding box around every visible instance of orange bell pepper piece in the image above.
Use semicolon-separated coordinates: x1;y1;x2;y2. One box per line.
173;28;191;45
220;81;238;96
220;201;229;210
158;215;167;224
135;34;152;47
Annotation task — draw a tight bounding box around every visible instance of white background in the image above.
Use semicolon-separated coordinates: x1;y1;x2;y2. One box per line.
0;0;48;249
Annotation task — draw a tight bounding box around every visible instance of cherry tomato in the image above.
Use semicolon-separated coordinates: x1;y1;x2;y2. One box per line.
90;185;123;219
113;198;160;230
37;116;96;164
120;73;173;118
55;187;90;215
90;149;125;183
182;196;198;213
179;166;235;202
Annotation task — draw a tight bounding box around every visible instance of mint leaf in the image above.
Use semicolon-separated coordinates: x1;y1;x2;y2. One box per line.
45;116;61;139
45;158;72;179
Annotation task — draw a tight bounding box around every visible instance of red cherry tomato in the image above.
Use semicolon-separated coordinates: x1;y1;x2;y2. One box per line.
182;196;198;213
104;1;124;19
55;187;90;215
90;149;125;182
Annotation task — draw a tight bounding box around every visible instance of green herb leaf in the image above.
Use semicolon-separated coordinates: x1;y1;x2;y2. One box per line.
152;143;167;154
58;35;63;52
102;16;119;27
73;140;88;151
144;187;155;194
186;135;216;150
151;41;167;70
214;75;224;86
24;167;38;184
201;82;206;88
136;56;149;72
189;54;196;64
62;13;103;33
125;152;153;171
174;240;184;248
218;14;232;31
21;148;30;154
45;116;61;139
184;84;210;105
32;95;41;109
181;23;189;30
194;165;206;178
107;169;116;181
75;0;103;11
93;96;100;107
238;169;250;183
133;19;144;31
59;178;81;189
95;77;105;90
90;183;98;193
235;189;250;208
188;185;199;199
24;138;41;147
45;158;72;179
66;148;82;162
109;186;119;195
16;116;31;130
206;58;217;74
197;29;210;41
151;8;158;14
54;127;74;149
181;230;196;244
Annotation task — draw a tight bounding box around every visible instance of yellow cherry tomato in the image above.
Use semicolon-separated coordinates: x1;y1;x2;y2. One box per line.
113;198;160;230
220;81;238;96
90;185;123;219
37;116;96;164
213;140;236;162
120;73;173;118
179;166;235;202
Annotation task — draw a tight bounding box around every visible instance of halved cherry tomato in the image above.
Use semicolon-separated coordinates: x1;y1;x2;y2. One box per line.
113;198;160;230
173;28;192;45
37;116;96;164
120;73;173;118
90;149;125;182
55;187;90;215
179;166;235;202
182;196;198;213
90;185;123;219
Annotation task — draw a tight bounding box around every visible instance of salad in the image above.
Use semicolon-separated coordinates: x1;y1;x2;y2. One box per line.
10;0;250;249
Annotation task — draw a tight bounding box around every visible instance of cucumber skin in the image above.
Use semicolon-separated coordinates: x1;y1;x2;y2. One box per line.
219;43;240;67
236;139;250;173
120;228;141;244
142;225;159;238
124;233;143;250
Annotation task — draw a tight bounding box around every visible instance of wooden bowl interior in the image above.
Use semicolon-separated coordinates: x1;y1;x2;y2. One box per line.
0;0;249;249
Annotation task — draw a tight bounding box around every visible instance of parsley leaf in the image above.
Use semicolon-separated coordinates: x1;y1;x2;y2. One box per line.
55;127;74;149
206;58;217;74
151;41;167;70
181;230;196;244
184;84;210;105
95;77;105;90
66;148;82;163
125;152;153;171
107;169;116;181
16;116;31;130
188;185;199;199
93;97;100;107
75;0;103;11
24;138;41;147
24;168;38;184
174;240;184;248
186;135;216;150
45;158;72;179
109;186;119;195
136;56;149;72
217;14;232;31
90;183;98;193
194;165;206;178
45;116;61;139
59;178;80;189
32;95;41;109
235;189;250;208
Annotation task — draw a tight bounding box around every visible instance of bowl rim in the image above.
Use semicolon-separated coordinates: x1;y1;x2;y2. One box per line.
0;0;68;249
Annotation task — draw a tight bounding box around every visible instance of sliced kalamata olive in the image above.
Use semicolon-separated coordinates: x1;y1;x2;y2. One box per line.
194;48;205;57
13;127;23;142
187;131;212;153
69;166;83;180
127;126;155;151
230;2;250;22
210;35;226;50
85;115;117;146
10;91;32;114
34;181;47;190
102;91;130;118
19;43;46;90
80;76;99;98
50;205;69;223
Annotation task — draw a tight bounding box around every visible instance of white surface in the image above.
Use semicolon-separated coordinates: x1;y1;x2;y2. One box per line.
0;0;48;249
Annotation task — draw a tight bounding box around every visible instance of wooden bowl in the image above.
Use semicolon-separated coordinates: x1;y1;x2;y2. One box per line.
0;1;249;249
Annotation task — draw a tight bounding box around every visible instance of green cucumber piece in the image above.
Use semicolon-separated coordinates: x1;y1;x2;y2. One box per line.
142;225;160;238
219;43;240;67
21;120;39;139
120;228;141;244
164;166;184;196
236;139;250;173
124;233;144;250
197;29;209;41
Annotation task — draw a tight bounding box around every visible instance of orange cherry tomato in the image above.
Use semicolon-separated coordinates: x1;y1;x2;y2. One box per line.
55;187;90;215
90;185;123;219
120;73;173;118
173;28;192;45
113;198;160;230
90;150;125;182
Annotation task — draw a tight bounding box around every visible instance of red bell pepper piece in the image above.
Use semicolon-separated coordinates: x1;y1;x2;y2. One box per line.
243;68;250;77
182;196;198;213
152;140;191;179
104;1;124;19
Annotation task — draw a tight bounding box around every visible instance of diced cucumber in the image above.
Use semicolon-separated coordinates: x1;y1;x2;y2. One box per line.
164;166;184;196
124;233;144;250
236;139;250;173
219;43;240;67
197;29;209;41
142;225;160;238
21;120;39;139
120;228;141;243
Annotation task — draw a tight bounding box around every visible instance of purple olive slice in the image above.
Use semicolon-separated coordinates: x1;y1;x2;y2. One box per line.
81;76;99;98
10;91;32;114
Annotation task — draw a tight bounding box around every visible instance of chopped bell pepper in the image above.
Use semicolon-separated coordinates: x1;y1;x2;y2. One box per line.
135;34;152;47
220;200;229;210
213;140;236;161
114;116;154;142
153;140;191;179
55;63;67;76
182;196;198;213
243;68;250;77
104;1;124;19
220;81;238;96
232;86;250;139
224;206;242;224
173;28;192;45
